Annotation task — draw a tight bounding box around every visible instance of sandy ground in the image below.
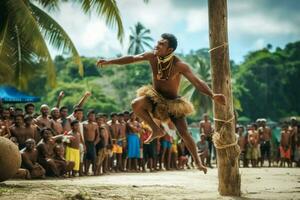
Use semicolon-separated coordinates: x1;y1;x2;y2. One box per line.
0;167;299;200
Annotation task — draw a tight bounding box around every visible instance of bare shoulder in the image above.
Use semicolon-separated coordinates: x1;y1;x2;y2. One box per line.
174;58;191;72
136;51;155;61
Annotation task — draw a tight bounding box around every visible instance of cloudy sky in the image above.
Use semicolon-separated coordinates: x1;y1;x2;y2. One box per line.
48;0;300;63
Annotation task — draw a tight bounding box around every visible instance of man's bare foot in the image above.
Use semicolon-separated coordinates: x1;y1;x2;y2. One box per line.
144;128;165;144
196;163;207;174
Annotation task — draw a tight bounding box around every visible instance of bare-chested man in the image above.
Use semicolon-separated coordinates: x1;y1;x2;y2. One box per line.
97;33;226;173
35;104;51;129
108;112;122;172
199;114;214;168
60;106;72;133
65;120;82;176
258;119;272;167
24;103;35;117
290;117;298;164
24;115;40;143
21;138;46;179
280;124;292;167
83;110;99;175
10;114;28;149
37;128;65;177
50;108;63;136
236;126;246;167
118;112;127;171
246;124;259;167
126;112;141;171
95;114;109;175
0;108;12;138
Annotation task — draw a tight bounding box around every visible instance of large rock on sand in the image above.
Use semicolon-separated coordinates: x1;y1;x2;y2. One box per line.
0;137;21;182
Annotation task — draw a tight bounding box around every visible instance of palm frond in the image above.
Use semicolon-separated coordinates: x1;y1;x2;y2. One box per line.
82;0;124;43
30;2;83;76
33;0;60;11
6;0;56;87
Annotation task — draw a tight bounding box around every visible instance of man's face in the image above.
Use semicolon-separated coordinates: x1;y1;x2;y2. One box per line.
97;117;104;125
72;123;80;132
130;113;136;120
15;116;24;126
2;110;10;119
51;109;60;119
25;140;35;150
75;111;83;121
201;135;205;141
154;38;173;57
42;130;52;140
111;115;117;123
26;106;35;115
88;113;95;122
41;107;49;116
24;118;33;125
124;114;129;122
204;115;209;121
60;108;68;118
118;115;124;122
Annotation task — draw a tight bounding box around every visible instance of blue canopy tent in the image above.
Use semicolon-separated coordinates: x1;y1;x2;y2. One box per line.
0;86;40;103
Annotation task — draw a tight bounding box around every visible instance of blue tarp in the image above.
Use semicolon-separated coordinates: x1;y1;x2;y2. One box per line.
0;86;40;103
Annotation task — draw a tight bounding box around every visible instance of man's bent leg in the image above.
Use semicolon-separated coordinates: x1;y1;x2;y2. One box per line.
131;96;165;142
170;116;207;174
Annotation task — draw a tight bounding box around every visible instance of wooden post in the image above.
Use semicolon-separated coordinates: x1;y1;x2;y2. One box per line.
208;0;241;196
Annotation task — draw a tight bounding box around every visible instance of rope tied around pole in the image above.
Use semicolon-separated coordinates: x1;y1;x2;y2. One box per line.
213;115;238;149
208;42;228;53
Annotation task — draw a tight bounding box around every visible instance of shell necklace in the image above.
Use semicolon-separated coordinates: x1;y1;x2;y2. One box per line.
157;53;174;80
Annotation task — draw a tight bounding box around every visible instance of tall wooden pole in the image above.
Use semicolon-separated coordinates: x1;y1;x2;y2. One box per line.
208;0;241;196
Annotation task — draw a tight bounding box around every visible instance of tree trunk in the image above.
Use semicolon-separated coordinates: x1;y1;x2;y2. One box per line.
208;0;241;196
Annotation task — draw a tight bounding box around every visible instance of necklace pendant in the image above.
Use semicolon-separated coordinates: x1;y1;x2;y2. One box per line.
157;73;163;80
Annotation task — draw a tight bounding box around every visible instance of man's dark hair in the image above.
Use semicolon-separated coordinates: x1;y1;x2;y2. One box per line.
24;103;35;110
123;111;130;115
40;128;53;136
87;109;95;116
59;106;68;112
110;112;117;117
24;114;33;121
71;120;79;126
74;107;84;113
161;33;178;51
117;112;124;117
96;113;104;119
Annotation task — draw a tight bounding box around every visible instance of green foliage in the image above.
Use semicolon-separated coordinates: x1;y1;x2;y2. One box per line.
0;0;125;90
235;41;300;121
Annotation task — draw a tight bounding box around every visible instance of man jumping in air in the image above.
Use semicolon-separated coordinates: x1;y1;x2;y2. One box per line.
97;33;226;173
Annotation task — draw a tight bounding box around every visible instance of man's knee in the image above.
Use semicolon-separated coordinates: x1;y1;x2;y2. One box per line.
131;97;149;111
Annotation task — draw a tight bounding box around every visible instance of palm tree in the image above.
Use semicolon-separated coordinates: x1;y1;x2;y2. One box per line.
181;56;212;115
128;22;153;55
0;0;124;90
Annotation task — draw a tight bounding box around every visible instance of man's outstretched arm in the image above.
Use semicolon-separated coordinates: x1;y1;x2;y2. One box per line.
180;62;226;105
96;52;154;67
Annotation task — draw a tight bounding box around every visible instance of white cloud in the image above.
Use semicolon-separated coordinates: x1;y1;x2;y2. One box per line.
186;9;208;33
229;13;298;36
253;38;265;49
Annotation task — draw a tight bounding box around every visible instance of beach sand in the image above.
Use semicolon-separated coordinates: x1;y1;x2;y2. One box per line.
0;167;299;200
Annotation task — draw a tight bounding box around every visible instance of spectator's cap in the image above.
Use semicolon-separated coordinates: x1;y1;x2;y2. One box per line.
40;104;49;109
51;107;59;112
291;116;297;121
200;133;206;137
256;118;261;123
25;138;35;144
261;118;267;122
